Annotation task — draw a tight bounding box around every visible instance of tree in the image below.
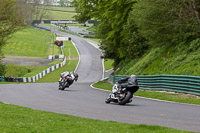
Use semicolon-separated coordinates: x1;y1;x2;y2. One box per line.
90;0;137;62
132;0;200;47
16;0;51;25
98;0;136;62
34;0;51;22
0;0;24;75
189;0;200;25
73;0;143;65
72;0;98;22
73;0;200;67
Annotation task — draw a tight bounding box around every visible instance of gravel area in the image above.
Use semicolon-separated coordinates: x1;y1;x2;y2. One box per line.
2;55;52;66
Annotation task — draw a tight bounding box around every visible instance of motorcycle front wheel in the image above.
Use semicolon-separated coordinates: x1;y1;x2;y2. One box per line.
59;82;66;90
118;91;132;105
58;82;62;90
105;94;112;103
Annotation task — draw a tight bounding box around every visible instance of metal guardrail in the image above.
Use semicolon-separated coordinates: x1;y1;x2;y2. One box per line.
109;75;200;96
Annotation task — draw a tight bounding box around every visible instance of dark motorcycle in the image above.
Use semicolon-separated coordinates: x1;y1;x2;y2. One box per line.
105;83;139;105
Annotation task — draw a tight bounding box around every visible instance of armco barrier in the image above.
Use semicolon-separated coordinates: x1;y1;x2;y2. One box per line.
0;76;5;82
109;75;200;96
22;57;66;82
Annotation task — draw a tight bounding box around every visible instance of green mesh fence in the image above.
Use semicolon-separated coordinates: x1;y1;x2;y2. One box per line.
109;75;200;96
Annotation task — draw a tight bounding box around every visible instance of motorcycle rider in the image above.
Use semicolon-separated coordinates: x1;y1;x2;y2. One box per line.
105;74;139;104
117;75;139;93
58;71;78;88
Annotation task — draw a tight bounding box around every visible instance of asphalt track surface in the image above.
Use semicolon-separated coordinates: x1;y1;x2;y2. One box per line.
0;26;200;132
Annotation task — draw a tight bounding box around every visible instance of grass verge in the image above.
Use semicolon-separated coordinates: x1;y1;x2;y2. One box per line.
115;42;200;76
36;60;78;83
0;102;190;133
63;41;79;57
3;27;52;57
104;59;114;71
47;6;76;12
48;10;76;20
92;80;200;105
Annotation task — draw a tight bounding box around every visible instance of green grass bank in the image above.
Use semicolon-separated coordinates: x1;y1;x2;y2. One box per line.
114;39;200;76
3;27;53;57
46;6;76;20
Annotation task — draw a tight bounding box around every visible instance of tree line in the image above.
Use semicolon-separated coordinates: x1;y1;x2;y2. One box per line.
72;0;200;66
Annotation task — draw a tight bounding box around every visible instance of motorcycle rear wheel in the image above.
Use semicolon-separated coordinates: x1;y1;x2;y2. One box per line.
118;91;132;105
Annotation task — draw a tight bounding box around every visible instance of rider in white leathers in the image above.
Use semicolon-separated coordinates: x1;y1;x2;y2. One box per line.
58;71;78;88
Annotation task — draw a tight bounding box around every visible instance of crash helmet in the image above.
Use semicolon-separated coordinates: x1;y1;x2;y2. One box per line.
74;72;78;78
130;74;138;85
130;74;136;78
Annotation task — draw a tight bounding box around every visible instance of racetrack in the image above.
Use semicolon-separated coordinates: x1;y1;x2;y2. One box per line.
0;26;200;132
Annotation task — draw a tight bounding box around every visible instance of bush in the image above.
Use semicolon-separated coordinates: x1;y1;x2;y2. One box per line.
0;63;5;75
5;64;28;77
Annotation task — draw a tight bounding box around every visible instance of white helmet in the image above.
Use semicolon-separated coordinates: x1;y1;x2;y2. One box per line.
130;75;136;78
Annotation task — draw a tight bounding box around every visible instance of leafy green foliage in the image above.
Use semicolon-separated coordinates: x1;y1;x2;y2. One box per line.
4;64;48;77
0;0;23;45
0;0;24;74
5;64;28;77
0;63;5;75
132;0;200;47
72;0;97;22
73;0;138;64
74;0;200;72
97;0;137;65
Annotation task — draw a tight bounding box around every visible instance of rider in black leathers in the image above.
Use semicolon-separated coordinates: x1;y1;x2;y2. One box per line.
117;75;139;93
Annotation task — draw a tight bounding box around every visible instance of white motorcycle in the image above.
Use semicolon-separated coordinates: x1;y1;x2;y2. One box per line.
105;83;139;105
58;72;78;90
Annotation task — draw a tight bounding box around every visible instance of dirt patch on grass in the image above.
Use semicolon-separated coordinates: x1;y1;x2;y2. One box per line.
3;55;79;67
66;57;79;60
2;55;52;66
